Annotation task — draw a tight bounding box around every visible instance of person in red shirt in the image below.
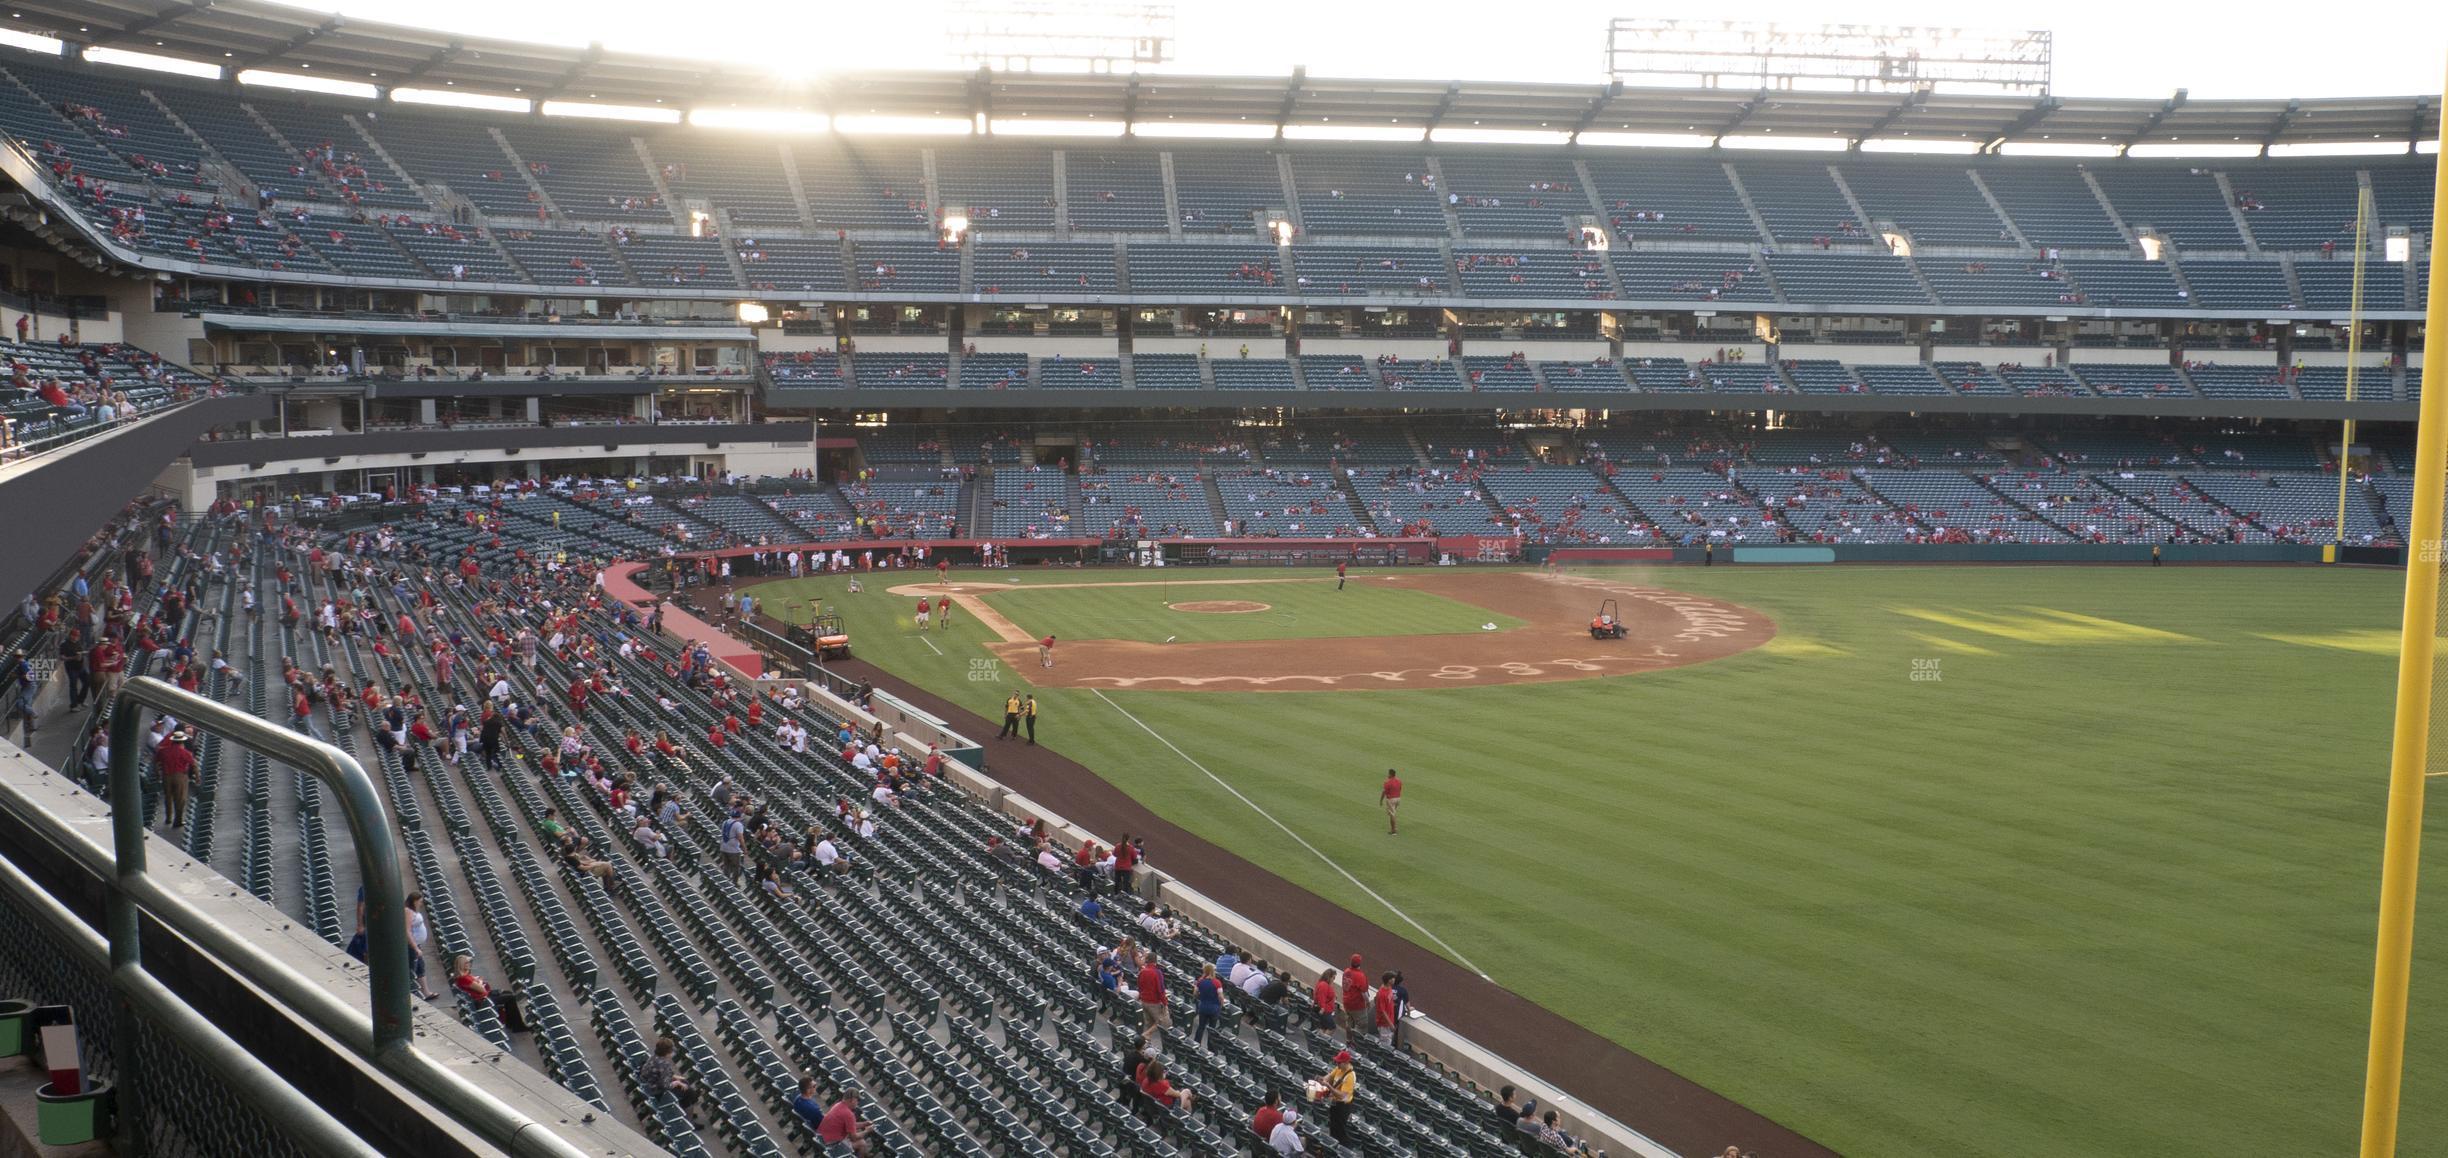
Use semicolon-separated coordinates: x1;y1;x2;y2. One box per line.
154;730;196;829
1136;958;1170;1047
745;698;762;728
290;686;320;739
1038;634;1055;669
706;723;726;749
722;712;741;736
1373;971;1400;1045
654;731;677;757
89;638;124;701
1136;1057;1193;1111
1312;969;1339;1033
1251;1091;1285;1142
914;597;932;630
623;730;643;758
1111;838;1139;893
566;677;589;716
815;1095;866;1151
1380;769;1403;835
1340;955;1369;1040
923;743;943;778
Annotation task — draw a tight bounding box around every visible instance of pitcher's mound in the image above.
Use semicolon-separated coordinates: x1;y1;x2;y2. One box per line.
1172;600;1272;614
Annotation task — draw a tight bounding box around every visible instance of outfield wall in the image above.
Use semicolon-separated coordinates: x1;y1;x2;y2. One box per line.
1532;543;2348;566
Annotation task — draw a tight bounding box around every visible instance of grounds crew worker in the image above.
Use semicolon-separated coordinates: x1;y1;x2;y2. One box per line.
1000;692;1023;740
1023;695;1039;745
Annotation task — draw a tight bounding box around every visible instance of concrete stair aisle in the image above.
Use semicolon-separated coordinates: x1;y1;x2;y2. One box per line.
1967;471;2087;538
1427;155;1464;240
2078;168;2145;254
489;126;564;224
1201;475;1233;533
1964;169;2032;249
2210;171;2266;256
1722;162;1776;246
1050;149;1070;239
1826;164;1877;236
1157;151;1184;239
1274;153;1306;235
630;137;693;229
777;142;818;231
330;112;433;211
1333;473;1382;534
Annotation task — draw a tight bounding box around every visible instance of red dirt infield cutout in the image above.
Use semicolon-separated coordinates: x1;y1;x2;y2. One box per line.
1170;599;1272;613
982;570;1775;691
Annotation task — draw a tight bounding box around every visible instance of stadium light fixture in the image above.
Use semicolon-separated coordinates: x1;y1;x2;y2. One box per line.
82;46;219;79
541;100;681;124
0;27;59;55
1995;140;2117;157
2386;235;2411;262
395;87;531;114
1722;134;1847;151
991;118;1126;137
1283;124;1427;142
834;114;973;135
2267;141;2411;157
1429;127;1572;145
689;108;830;134
238;70;378;99
1575;131;1711;148
735;303;769;325
1858;137;1981;155
2127;142;2261;158
1129;121;1275;139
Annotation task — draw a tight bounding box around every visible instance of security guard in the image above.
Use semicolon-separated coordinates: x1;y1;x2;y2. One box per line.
1023;695;1039;745
1000;692;1023;740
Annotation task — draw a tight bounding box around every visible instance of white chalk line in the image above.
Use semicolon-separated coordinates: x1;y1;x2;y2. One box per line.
1090;688;1492;980
919;633;944;656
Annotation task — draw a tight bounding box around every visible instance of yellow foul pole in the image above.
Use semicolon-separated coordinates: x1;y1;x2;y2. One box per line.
2357;55;2448;1158
2337;186;2371;541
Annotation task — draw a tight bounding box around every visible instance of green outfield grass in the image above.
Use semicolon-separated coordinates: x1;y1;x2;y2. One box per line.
969;577;1524;643
751;564;2442;1158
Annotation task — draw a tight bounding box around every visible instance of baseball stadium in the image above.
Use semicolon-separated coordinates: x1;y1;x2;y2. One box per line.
0;3;2438;1158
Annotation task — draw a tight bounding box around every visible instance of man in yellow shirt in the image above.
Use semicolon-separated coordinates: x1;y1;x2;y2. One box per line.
1022;695;1039;745
999;692;1022;740
1318;1050;1357;1143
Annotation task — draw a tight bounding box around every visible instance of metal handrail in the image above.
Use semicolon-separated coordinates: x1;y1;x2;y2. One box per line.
103;677;593;1158
0;835;384;1158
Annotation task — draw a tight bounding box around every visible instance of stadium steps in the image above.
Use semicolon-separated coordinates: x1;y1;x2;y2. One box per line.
143;93;255;207
1272;153;1305;235
957;237;976;298
630;137;694;229
1826;164;1877;237
1720;162;1776;246
1331;474;1382;534
776;142;819;231
1109;238;1130;297
332;112;432;211
491;126;566;224
1050;149;1070;240
1156;152;1184;240
2279;255;2308;315
1968;473;2087;539
2077;168;2146;254
711;208;754;288
2209;171;2267;256
1200;475;1232;531
1966;170;2035;249
1196;355;1215;389
919;149;945;227
968;472;993;533
1425;156;1465;241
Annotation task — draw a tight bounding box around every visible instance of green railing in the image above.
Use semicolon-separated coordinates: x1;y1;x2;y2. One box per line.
94;677;595;1158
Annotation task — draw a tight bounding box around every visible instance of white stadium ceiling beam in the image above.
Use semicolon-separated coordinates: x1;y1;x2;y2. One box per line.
1850;91;1928;150
1711;90;1772;146
2117;88;2188;155
1980;97;2062;153
230;16;343;74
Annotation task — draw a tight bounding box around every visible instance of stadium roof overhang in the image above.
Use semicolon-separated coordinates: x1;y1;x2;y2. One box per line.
3;0;2438;150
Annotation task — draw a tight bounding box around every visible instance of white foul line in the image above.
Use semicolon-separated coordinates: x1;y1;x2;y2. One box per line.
1091;688;1492;980
919;634;944;656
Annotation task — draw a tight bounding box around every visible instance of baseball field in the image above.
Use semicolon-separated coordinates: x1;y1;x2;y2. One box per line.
743;562;2440;1158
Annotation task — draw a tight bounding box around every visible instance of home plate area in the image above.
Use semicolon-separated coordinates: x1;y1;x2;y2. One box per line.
986;571;1777;691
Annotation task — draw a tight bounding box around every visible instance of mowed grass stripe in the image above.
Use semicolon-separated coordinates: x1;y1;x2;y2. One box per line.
763;565;2447;1158
978;576;1524;643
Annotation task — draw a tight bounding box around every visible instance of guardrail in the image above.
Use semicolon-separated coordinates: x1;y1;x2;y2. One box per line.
100;677;594;1158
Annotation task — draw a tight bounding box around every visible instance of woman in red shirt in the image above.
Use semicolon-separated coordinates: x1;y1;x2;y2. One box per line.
1136;1058;1193;1111
1313;970;1339;1032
